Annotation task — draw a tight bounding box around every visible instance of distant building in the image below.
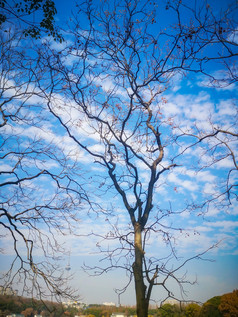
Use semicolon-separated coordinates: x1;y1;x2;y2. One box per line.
111;314;127;317
162;298;180;305
0;285;18;296
63;300;86;310
103;302;116;306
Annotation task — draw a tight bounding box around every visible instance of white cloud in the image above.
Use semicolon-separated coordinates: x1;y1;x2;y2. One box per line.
207;220;238;231
227;27;238;44
217;100;237;117
162;91;214;123
214;157;236;169
203;183;217;195
167;172;199;192
88;144;106;154
0;163;12;171
197;72;237;91
193;170;217;183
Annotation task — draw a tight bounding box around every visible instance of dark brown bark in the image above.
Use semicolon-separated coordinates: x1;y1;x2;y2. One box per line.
133;222;149;317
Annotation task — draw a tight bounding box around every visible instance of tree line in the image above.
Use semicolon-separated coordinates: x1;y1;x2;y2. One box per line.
1;289;238;317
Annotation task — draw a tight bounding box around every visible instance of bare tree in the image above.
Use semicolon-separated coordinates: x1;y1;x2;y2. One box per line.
0;28;89;301
1;0;237;316
28;1;237;315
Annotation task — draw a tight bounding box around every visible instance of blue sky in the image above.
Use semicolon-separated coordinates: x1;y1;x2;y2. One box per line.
0;0;238;307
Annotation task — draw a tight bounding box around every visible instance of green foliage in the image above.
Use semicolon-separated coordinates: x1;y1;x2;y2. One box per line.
21;307;34;317
199;296;222;317
127;307;137;315
219;290;238;317
158;303;183;317
83;304;136;317
0;295;22;314
0;0;63;41
84;306;101;317
184;303;201;317
0;295;68;317
1;291;238;317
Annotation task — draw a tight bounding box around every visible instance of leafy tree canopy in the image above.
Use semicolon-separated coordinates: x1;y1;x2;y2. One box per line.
219;289;238;317
0;0;62;41
199;296;222;317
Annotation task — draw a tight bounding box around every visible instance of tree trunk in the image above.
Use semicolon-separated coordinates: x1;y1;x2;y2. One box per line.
133;222;149;317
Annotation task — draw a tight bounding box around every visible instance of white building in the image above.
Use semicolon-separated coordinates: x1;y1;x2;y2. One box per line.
103;302;116;306
0;286;18;296
62;300;85;309
162;298;180;305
